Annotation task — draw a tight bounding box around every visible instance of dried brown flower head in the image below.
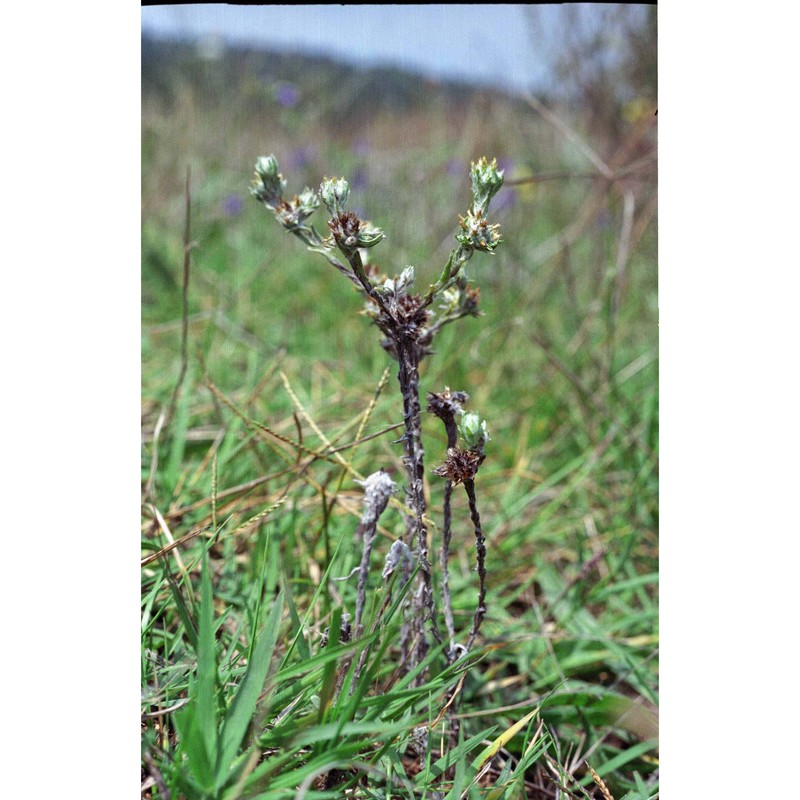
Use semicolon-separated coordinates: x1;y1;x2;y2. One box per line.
328;211;362;249
432;447;482;486
427;388;469;421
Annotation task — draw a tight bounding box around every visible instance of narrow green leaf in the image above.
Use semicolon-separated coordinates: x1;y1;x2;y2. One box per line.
317;606;343;726
583;738;658;783
472;708;538;770
590;572;659;601
197;552;219;766
421;727;495;786
165;380;191;495
215;591;285;788
246;530;272;664
450;732;467;799
279;522;349;670
269;631;379;687
167;571;198;651
174;679;216;791
283;570;310;661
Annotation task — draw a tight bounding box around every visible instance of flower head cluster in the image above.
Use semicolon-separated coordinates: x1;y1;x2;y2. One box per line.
365;265;429;348
319;176;385;254
273;187;320;231
376;266;416;297
456;208;502;253
251;155;504;372
327;211;385;254
432;447;482;486
432;406;490;484
453;157;505;254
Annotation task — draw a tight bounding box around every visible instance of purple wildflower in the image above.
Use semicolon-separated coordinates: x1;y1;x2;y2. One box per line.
446;158;464;177
352;137;370;157
491;187;517;213
276;83;299;108
222;194;244;217
497;157;515;175
350;167;369;192
285;146;316;171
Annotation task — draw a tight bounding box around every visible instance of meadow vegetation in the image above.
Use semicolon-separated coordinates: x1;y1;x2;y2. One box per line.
142;35;658;799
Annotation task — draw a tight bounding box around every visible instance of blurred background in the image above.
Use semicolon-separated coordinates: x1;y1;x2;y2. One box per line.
141;5;655;99
142;2;657;374
142;1;657;481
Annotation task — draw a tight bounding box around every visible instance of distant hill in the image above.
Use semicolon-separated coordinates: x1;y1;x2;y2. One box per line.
142;34;525;119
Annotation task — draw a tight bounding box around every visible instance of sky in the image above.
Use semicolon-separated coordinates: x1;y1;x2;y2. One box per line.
140;4;631;96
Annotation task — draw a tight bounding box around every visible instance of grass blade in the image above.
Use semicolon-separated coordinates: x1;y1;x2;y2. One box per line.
471;708;539;770
583;738;658;784
197;551;219;768
215;591;285;789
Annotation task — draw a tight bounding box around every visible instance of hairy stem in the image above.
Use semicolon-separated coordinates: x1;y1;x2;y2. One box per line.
427;390;464;662
395;336;442;675
440;481;456;657
353;471;396;637
348;470;396;689
464;477;487;652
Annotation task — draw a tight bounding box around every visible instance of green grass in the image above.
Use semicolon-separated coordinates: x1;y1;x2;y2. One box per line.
142;44;657;799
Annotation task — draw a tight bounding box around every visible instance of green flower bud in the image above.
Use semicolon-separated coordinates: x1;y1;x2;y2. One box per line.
251;154;286;207
255;154;280;180
295;187;320;221
470;157;504;213
459;411;490;452
356;220;385;248
319;176;350;217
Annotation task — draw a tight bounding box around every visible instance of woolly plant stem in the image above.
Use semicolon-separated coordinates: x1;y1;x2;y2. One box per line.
440;481;456;659
349;471;395;690
339;244;443;670
463;476;487;653
395;336;442;675
353;471;396;636
340;250;444;671
352;540;411;691
428;394;460;662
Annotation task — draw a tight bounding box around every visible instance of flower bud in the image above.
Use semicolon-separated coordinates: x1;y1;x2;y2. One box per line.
470;156;505;213
398;265;415;288
250;154;286;207
319;176;351;217
356;220;385;249
438;287;460;313
459;411;490;452
296;187;320;220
